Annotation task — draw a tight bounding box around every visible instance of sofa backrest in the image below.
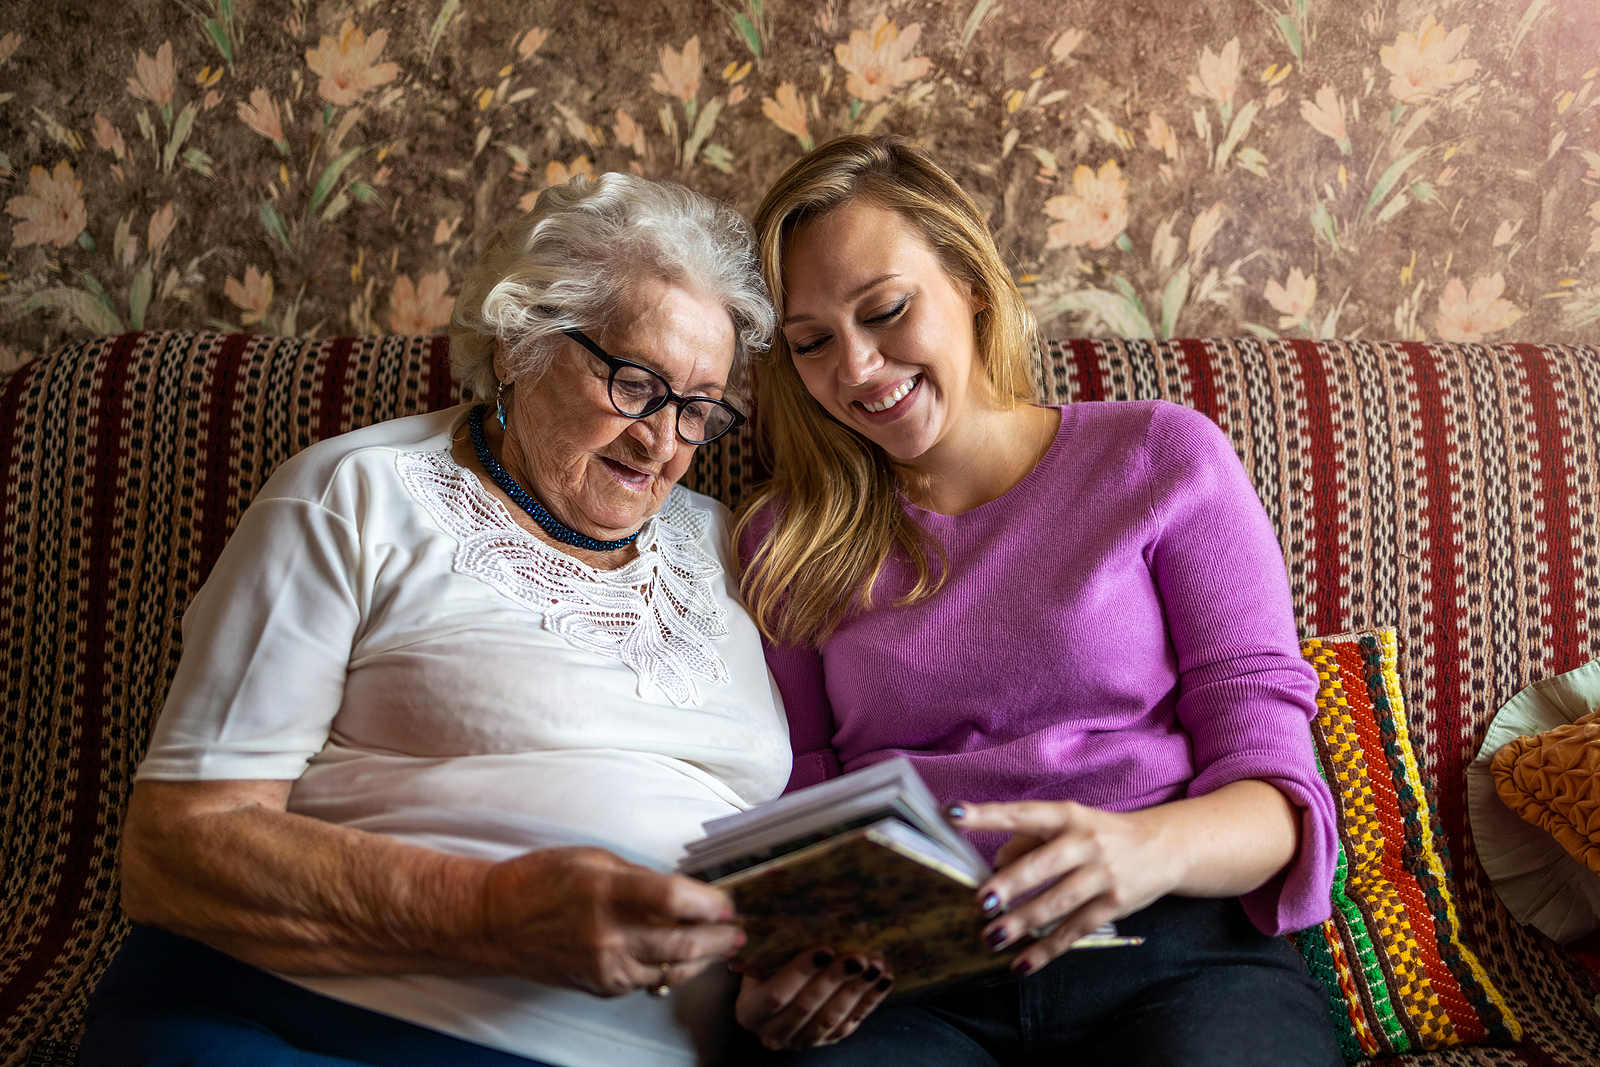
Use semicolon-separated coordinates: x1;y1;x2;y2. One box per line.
3;330;1598;1057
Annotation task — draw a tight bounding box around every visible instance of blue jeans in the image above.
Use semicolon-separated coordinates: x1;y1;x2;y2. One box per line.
79;926;559;1067
732;896;1342;1067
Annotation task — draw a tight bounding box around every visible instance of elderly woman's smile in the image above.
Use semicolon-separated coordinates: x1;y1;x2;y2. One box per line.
598;454;656;491
492;275;737;546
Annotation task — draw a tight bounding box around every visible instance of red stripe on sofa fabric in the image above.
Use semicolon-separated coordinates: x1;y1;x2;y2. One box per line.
1289;340;1345;636
1400;344;1471;867
194;333;254;589
1515;344;1585;672
1175;338;1219;418
315;335;357;446
1062;338;1104;401
427;334;456;406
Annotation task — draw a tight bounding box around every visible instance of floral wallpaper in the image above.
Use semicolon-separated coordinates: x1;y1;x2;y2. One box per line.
1;0;1597;373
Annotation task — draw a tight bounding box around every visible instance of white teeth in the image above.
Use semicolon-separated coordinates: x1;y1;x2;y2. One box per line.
862;376;918;413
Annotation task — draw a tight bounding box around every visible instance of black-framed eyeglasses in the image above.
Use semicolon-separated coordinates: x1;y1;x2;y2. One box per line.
562;328;746;445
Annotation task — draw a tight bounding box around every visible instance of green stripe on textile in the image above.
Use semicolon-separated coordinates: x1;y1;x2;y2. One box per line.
1302;740;1370;1063
1329;774;1410;1054
1291;921;1367;1064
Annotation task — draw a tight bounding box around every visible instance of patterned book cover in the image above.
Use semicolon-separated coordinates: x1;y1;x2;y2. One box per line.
716;822;1136;994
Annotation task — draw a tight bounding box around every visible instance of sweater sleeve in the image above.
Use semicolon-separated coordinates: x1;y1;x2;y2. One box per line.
1144;403;1337;935
737;508;843;793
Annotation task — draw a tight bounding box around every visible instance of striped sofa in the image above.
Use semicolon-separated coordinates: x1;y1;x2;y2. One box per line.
3;330;1599;1065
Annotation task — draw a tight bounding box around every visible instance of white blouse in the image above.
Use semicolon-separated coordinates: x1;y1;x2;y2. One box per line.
138;405;791;1067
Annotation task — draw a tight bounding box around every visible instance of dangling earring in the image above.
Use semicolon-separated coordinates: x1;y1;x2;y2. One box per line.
495;379;509;432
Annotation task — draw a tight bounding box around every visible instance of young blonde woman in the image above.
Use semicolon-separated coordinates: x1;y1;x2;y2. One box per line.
728;136;1342;1067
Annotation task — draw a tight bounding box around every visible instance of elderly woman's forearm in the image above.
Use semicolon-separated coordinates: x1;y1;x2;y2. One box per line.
120;779;496;976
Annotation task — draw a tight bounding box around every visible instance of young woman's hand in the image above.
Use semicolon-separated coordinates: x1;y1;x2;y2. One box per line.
734;947;893;1050
948;779;1299;975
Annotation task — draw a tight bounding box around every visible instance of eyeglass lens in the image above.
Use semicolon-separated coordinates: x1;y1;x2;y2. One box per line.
608;364;736;444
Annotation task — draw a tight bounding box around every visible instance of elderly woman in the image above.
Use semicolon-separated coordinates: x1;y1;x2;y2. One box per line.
80;174;829;1067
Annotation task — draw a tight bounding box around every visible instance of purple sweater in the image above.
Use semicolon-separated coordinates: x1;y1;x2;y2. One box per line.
746;402;1336;935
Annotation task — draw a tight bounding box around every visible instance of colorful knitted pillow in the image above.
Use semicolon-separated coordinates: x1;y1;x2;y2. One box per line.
1290;628;1521;1063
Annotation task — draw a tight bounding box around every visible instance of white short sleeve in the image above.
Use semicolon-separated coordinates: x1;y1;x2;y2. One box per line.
138;494;361;780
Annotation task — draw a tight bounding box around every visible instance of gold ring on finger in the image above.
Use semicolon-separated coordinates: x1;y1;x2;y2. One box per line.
647;963;671;997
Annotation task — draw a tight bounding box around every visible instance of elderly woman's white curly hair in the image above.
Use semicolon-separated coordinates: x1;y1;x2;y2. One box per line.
449;173;774;404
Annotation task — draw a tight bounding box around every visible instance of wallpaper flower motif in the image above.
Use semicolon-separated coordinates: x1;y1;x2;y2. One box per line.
1044;161;1128;251
1382;15;1480;103
834;14;932;103
125;43;176;110
1189;38;1243;115
1145;112;1178;161
652;37;703;104
1266;268;1317;330
389;270;454;334
0;0;1596;367
1435;273;1524;342
224;265;272;325
305;20;400;107
762;82;812;151
5;162;85;249
238;89;286;150
1300;86;1350;154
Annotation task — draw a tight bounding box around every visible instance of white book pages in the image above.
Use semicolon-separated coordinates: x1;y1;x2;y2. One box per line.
682;757;988;879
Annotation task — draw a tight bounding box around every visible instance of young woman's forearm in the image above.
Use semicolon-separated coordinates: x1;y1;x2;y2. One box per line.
1130;778;1301;897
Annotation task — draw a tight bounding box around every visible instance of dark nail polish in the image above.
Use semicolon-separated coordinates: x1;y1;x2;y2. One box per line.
842;958;864;976
981;892;1001;916
986;927;1010;951
1013;959;1033;976
811;950;835;969
860;966;881;983
945;804;967;820
875;977;892;992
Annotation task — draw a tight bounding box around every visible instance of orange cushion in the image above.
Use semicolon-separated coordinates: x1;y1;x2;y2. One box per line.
1491;711;1600;876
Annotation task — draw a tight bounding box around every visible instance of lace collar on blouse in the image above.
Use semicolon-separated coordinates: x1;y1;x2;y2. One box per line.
396;448;731;708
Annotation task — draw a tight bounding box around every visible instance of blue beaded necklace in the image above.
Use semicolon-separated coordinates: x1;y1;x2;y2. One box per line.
467;404;640;552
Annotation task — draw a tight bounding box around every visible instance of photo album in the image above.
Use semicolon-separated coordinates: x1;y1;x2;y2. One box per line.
680;757;1142;993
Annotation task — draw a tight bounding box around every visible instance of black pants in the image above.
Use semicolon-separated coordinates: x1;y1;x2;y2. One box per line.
735;896;1341;1067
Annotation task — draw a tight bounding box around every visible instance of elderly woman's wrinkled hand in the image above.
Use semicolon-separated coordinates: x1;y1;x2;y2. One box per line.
480;846;745;997
733;947;893;1050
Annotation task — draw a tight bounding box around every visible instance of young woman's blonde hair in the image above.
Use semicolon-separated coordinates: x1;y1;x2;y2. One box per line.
734;135;1039;647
